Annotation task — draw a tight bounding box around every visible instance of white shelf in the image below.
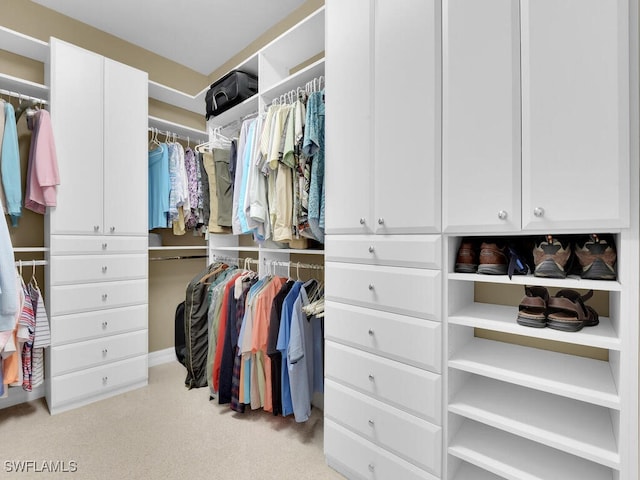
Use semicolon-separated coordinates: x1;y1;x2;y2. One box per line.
210;246;260;253
448;337;619;409
148;246;207;251
13;247;49;253
448;272;622;292
449;302;620;350
449;421;613;480
449;375;619;468
260;58;325;103
207;94;259;130
148;80;207;115
209;245;324;255
0;26;48;62
148;115;207;142
452;462;504;480
0;73;49;100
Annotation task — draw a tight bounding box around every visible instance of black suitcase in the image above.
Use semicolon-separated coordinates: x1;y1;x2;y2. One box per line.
205;70;258;120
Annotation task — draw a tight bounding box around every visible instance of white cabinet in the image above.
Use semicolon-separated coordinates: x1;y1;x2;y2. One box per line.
325;0;441;235
443;0;630;232
49;38;148;236
46;38;148;414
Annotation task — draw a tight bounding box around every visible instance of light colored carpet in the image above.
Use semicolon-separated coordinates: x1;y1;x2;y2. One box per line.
0;361;345;479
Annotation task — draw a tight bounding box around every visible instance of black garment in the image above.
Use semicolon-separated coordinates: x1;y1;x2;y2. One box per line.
267;280;295;416
229;139;238;185
218;285;236;404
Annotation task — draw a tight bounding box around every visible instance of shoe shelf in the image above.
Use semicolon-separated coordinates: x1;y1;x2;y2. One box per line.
449;302;620;350
448;337;619;409
448;420;614;480
451;462;503;480
449;375;619;468
448;272;622;292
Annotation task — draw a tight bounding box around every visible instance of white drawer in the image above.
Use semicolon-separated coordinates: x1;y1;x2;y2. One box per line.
325;262;441;320
325;301;441;373
325;419;439;480
325;341;441;425
50;355;147;407
51;330;148;376
325;379;442;475
49;235;147;255
50;254;147;285
51;305;148;345
50;279;147;316
326;235;441;269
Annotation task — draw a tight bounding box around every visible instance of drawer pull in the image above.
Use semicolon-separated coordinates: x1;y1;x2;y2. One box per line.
534;207;545;217
368;419;375;427
94;225;100;232
102;294;108;301
377;218;384;225
102;243;108;250
368;464;375;472
368;246;374;253
368;284;374;291
110;226;115;233
359;218;366;225
498;210;508;220
102;266;108;273
102;321;108;329
368;329;374;336
102;376;108;384
102;348;108;355
368;374;375;382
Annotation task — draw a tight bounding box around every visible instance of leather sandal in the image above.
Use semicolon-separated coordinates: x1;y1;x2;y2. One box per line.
546;289;599;331
517;286;549;328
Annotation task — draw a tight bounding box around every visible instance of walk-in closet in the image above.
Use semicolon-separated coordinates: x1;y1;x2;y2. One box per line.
1;0;638;479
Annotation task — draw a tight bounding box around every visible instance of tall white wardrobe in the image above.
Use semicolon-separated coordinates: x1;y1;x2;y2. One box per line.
324;1;639;480
45;38;149;415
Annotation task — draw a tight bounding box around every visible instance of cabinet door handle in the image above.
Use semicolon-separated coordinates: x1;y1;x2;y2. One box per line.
368;374;375;382
368;464;375;472
94;225;100;232
102;243;108;250
368;284;374;291
368;246;375;253
102;294;108;301
102;321;108;329
368;419;375;427
534;207;545;217
102;376;108;384
102;348;108;355
359;217;366;225
102;266;108;273
377;218;385;225
498;210;508;220
110;226;115;233
368;329;374;336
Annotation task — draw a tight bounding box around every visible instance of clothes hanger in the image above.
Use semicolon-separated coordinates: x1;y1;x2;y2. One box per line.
199;262;228;284
30;260;39;290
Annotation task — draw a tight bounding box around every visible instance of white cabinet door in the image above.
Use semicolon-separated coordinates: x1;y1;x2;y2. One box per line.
521;0;629;230
103;59;148;236
442;0;521;233
49;39;104;235
325;0;374;234
374;0;441;234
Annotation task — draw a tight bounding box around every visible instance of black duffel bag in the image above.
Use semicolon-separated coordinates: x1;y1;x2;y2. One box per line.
205;70;258;119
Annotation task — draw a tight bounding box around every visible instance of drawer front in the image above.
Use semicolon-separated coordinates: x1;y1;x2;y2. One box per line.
49;235;147;255
50;254;147;285
50;355;147;407
325;301;441;373
325;262;441;320
50;279;148;316
325;379;442;475
325;341;441;424
51;330;147;376
326;235;441;269
325;419;439;480
51;305;148;345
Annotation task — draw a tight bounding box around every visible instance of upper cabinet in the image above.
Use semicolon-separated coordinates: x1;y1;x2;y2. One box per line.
326;0;442;235
443;0;630;233
49;39;148;236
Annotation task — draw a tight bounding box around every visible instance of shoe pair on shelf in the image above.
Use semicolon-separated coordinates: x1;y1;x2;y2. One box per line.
454;238;531;279
517;285;599;332
533;234;617;280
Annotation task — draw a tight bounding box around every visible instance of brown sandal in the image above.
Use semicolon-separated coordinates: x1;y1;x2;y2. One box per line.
517;286;549;328
547;289;599;332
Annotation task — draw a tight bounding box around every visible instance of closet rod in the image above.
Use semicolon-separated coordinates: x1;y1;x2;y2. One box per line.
149;254;208;261
148;127;206;145
14;259;48;267
220;110;259;132
0;88;48;105
211;255;323;271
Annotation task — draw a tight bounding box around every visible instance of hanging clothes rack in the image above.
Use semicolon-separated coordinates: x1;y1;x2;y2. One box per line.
147;127;206;145
0;88;48;105
210;254;323;271
14;259;48;267
149;254;208;261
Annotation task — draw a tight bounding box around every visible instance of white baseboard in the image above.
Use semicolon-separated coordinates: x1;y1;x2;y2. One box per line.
148;347;177;367
0;384;46;409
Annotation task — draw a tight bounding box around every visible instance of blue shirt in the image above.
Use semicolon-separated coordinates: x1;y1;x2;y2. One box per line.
276;281;303;416
2;102;22;226
148;144;170;229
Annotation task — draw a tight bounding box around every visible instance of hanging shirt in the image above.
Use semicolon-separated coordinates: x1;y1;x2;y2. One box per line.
0;100;8;214
213;148;233;227
245;115;270;242
231;119;252;234
303;91;325;243
148;144;170;230
24;110;60;214
1;102;22;226
267;280;294;416
184;147;199;230
276;281;303;416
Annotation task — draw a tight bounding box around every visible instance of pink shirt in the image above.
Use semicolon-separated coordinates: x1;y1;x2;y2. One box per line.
25;110;60;214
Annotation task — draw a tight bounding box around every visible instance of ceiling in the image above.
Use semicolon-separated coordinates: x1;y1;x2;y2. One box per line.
32;0;308;76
